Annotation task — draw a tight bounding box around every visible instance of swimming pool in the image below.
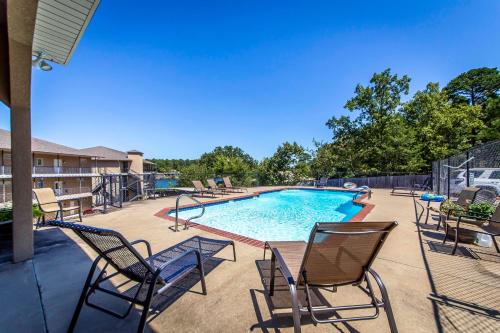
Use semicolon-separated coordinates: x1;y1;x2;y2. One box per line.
167;189;363;241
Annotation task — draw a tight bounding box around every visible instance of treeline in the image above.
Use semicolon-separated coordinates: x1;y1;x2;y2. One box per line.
152;67;500;186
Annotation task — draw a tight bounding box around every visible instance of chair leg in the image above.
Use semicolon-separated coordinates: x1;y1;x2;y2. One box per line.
492;236;500;253
369;269;398;333
442;224;449;245
289;284;302;333
68;257;101;333
451;227;460;255
231;242;237;262
269;253;276;296
137;277;157;333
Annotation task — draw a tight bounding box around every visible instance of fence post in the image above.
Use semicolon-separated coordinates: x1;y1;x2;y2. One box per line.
466;151;470;187
447;157;451;198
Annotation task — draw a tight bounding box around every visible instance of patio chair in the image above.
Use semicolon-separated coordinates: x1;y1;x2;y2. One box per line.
207;178;228;195
429;187;480;230
443;203;500;255
191;180;217;197
48;220;236;333
222;176;247;193
315;177;328;188
33;188;82;227
264;221;398;333
391;177;431;196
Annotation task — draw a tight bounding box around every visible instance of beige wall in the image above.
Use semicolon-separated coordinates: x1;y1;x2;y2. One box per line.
128;153;143;174
92;160;127;174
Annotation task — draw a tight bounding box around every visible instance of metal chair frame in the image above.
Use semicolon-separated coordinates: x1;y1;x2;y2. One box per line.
49;221;235;333
268;223;398;333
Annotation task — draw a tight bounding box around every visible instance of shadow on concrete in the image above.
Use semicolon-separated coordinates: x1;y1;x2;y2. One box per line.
413;197;500;333
249;259;360;333
30;227;224;333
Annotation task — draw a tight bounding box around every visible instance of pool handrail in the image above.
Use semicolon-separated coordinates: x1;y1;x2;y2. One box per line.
174;194;205;231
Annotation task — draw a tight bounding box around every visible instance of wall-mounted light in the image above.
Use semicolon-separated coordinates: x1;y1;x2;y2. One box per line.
32;52;53;71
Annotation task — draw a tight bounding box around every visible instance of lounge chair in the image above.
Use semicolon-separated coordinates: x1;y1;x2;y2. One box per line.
315;177;328;188
48;220;236;333
222;176;247;193
264;221;398;333
391;177;431;196
191;180;217;197
207;178;228;195
443;203;500;255
33;188;82;227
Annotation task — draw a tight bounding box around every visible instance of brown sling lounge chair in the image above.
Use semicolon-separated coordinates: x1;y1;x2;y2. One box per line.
222;176;247;192
207;178;227;195
264;221;398;333
33;188;82;227
191;180;217;197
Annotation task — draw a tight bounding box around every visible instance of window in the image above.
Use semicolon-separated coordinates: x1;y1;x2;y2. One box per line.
489;170;500;179
36;158;43;166
472;170;484;178
35;180;44;188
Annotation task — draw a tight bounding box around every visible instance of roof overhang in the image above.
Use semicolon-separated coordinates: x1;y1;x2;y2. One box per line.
32;0;100;65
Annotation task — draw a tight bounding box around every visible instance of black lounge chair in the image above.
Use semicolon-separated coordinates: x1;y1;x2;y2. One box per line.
48;221;236;333
264;221;398;333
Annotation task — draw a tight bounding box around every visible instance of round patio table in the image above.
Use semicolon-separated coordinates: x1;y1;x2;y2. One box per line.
415;194;446;226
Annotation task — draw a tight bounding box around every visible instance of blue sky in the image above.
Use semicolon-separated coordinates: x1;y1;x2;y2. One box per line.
1;0;499;160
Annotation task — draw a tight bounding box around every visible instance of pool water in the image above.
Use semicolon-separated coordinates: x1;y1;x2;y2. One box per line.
168;189;362;241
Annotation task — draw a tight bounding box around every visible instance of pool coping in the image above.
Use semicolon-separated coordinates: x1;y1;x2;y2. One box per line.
154;187;374;248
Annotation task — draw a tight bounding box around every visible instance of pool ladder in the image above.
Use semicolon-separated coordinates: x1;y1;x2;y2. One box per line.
173;194;205;232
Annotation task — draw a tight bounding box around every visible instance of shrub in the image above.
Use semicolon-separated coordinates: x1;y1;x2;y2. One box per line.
468;202;496;219
0;205;43;222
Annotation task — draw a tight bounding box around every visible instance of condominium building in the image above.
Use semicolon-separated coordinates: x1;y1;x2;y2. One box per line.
0;129;156;212
0;129;97;213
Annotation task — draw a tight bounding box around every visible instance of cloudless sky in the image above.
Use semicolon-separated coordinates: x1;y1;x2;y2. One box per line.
1;0;499;159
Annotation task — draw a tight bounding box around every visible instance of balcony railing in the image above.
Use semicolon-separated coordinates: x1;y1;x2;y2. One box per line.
1;166;95;175
53;187;91;196
33;166;93;174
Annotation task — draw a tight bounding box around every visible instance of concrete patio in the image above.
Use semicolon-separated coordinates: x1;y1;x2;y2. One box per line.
0;187;498;333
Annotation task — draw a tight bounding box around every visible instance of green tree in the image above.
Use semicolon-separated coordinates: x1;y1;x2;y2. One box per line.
478;96;500;141
444;67;500;106
322;68;418;175
200;146;256;168
403;82;484;167
259;142;311;185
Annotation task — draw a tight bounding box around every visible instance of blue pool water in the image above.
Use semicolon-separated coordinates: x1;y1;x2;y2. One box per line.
168;189;362;241
155;179;178;188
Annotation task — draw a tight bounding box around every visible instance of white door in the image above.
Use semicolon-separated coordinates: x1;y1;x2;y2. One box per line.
53;159;62;173
53;181;63;196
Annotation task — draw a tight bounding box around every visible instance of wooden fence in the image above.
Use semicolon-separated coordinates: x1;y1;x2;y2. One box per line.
322;174;431;189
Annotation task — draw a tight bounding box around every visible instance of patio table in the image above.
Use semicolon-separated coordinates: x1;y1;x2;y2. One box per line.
415;194;446;226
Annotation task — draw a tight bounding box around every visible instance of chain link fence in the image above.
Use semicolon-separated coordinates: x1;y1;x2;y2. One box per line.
432;140;500;197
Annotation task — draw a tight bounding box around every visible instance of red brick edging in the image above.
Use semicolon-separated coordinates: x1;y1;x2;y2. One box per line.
154;187;375;248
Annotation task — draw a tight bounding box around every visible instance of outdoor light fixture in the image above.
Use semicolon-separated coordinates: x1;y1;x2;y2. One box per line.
32;52;53;71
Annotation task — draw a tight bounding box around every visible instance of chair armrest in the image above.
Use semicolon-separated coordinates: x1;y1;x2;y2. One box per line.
130;239;153;257
271;248;296;286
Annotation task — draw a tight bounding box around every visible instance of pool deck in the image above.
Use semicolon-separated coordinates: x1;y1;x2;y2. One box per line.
0;187;498;332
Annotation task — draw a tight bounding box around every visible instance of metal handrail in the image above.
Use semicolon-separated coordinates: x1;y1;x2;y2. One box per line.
174;194;205;232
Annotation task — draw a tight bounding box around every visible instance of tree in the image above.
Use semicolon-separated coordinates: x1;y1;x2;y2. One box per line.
478;96;500;141
322;69;417;175
403;82;484;167
444;67;500;106
198;146;257;185
259;142;311;185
